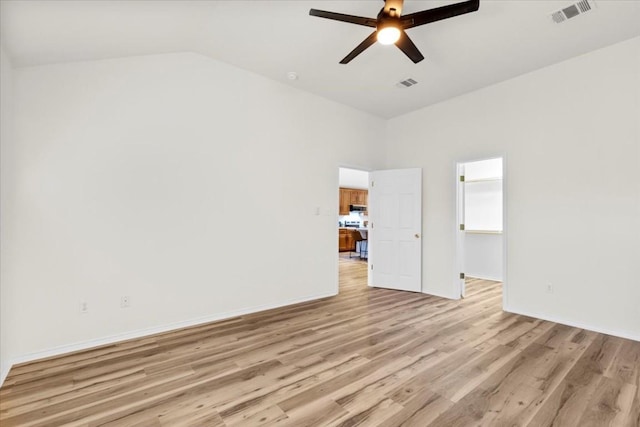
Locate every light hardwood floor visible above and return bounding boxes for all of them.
[1,256,638,426]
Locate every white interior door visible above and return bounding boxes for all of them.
[368,168,422,292]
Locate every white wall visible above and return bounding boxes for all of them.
[1,45,15,384]
[464,180,503,231]
[3,52,385,366]
[384,37,640,340]
[464,233,503,281]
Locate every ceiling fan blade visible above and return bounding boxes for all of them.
[383,0,404,17]
[340,31,378,64]
[400,0,479,29]
[309,9,377,27]
[395,31,425,63]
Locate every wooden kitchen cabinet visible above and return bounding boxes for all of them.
[339,188,352,215]
[338,228,356,252]
[339,229,347,251]
[339,188,368,215]
[350,190,366,205]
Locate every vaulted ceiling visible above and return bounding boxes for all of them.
[2,0,639,118]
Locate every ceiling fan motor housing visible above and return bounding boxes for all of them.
[377,16,401,32]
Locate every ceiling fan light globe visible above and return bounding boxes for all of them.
[377,26,401,45]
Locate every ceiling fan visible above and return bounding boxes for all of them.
[309,0,480,64]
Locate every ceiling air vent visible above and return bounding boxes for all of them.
[551,0,595,23]
[396,78,418,88]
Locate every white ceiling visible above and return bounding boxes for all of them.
[1,0,639,118]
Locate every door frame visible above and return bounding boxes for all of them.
[454,154,508,310]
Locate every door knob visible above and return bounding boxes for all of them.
[415,233,420,238]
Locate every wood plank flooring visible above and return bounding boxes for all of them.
[1,256,638,426]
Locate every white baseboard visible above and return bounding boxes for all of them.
[505,306,640,342]
[0,290,337,388]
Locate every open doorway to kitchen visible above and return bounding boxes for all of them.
[456,157,506,307]
[338,167,370,292]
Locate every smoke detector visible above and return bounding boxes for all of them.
[551,0,596,23]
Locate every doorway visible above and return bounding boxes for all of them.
[338,168,370,292]
[337,167,423,294]
[456,157,506,304]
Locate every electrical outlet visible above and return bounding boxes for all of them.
[546,283,554,294]
[121,296,131,308]
[79,301,88,314]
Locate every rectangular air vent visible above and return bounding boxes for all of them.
[396,78,418,88]
[551,0,595,23]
